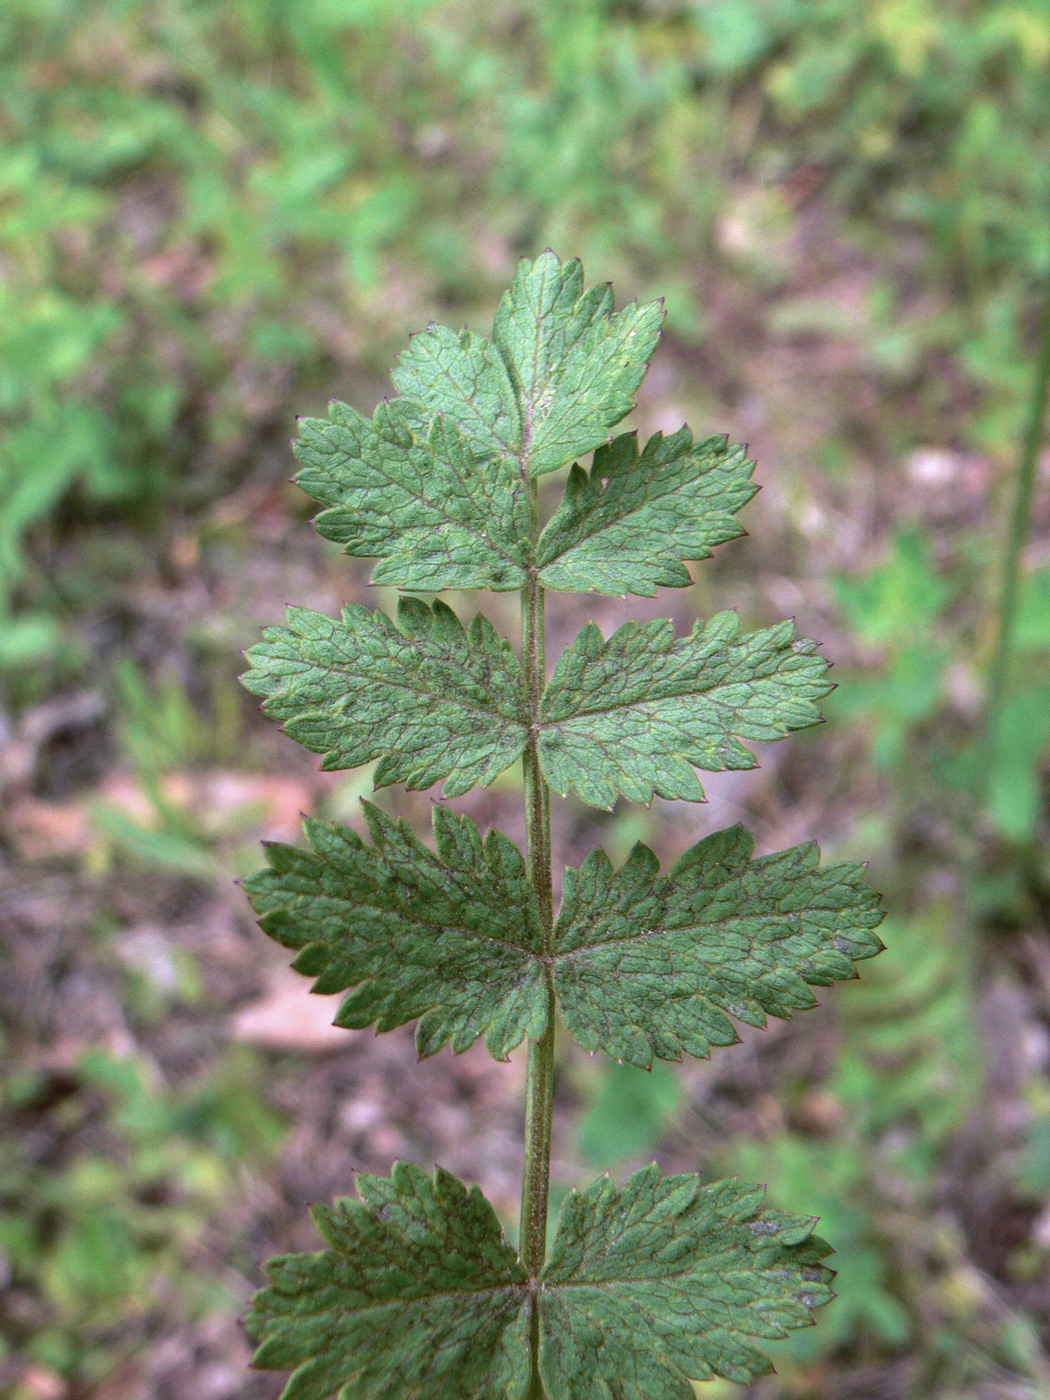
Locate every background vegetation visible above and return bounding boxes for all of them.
[2,1,1050,1396]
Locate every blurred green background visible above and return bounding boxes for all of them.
[3,1,1050,1397]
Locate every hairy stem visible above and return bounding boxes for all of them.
[520,479,555,1397]
[984,277,1050,798]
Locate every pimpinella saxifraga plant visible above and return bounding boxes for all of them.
[240,251,885,1400]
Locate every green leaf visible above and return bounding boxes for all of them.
[392,250,663,479]
[248,1164,831,1400]
[241,597,527,797]
[293,398,529,592]
[243,596,829,811]
[0,612,64,669]
[553,825,884,1067]
[491,250,664,478]
[391,322,522,463]
[243,803,548,1060]
[537,428,756,595]
[247,1163,531,1400]
[833,526,951,646]
[244,810,880,1069]
[539,1165,833,1398]
[539,612,832,806]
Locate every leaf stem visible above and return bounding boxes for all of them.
[519,981,556,1276]
[983,276,1050,798]
[520,479,555,1398]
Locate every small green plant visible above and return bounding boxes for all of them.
[240,252,884,1399]
[0,1046,282,1390]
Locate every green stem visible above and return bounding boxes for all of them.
[519,987,555,1276]
[519,482,555,1398]
[984,277,1050,796]
[521,1021,555,1400]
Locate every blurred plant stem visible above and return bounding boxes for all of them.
[983,277,1050,803]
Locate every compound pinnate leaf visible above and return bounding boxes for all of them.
[247,1163,531,1400]
[392,250,663,479]
[241,597,527,797]
[243,803,548,1060]
[293,398,529,592]
[537,428,757,596]
[539,612,832,807]
[553,825,885,1068]
[538,1165,833,1399]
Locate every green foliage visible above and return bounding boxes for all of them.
[8,3,1050,1392]
[539,613,831,807]
[553,825,883,1066]
[724,905,982,1365]
[986,689,1050,841]
[244,803,547,1061]
[539,1167,832,1398]
[247,1163,832,1400]
[728,1133,911,1359]
[295,401,531,592]
[536,429,756,597]
[393,253,664,478]
[576,1061,683,1167]
[834,908,981,1159]
[248,1163,532,1400]
[244,599,527,795]
[832,528,954,771]
[112,655,246,775]
[242,252,879,1397]
[0,1046,283,1387]
[246,810,882,1067]
[295,406,757,600]
[7,0,1050,679]
[833,528,1050,845]
[245,602,830,807]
